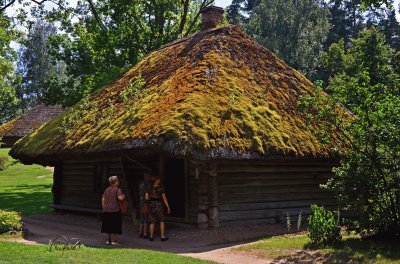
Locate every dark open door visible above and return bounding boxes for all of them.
[120,155,158,220]
[164,158,186,218]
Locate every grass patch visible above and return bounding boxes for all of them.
[0,242,213,264]
[0,148,53,215]
[236,233,400,263]
[0,232,23,240]
[237,233,309,259]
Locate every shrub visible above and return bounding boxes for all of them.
[0,210,23,234]
[308,205,341,245]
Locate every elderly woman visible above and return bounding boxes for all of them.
[101,176,125,245]
[145,176,171,241]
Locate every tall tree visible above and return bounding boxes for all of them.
[32,0,213,106]
[300,28,400,236]
[328,27,397,87]
[379,6,400,51]
[246,0,330,78]
[359,0,393,8]
[17,20,68,108]
[1,0,45,11]
[0,13,21,124]
[226,0,260,25]
[325,0,366,48]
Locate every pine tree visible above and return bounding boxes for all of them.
[380,7,400,51]
[17,20,68,108]
[326,0,356,48]
[246,0,330,78]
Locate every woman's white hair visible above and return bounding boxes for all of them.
[108,175,119,185]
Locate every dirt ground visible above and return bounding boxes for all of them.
[12,212,293,263]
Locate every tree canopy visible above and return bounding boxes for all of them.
[300,27,400,236]
[246,0,330,79]
[0,13,21,123]
[25,0,213,106]
[16,20,69,109]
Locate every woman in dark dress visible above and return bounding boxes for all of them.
[145,176,171,241]
[101,176,125,245]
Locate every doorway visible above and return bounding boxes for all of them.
[121,155,158,219]
[164,158,186,219]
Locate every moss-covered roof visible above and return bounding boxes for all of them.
[0,104,63,138]
[10,26,343,163]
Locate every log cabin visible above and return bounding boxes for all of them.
[0,104,63,147]
[10,7,343,229]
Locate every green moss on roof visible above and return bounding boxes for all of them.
[10,26,343,163]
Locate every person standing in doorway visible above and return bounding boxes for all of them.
[138,171,152,239]
[145,176,171,241]
[101,176,125,245]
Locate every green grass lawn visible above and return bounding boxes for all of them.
[0,242,213,264]
[0,148,53,215]
[236,233,400,263]
[0,233,22,240]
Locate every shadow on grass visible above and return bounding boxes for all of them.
[0,185,52,215]
[0,160,19,170]
[273,237,400,263]
[2,184,51,191]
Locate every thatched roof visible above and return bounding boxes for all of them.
[10,26,343,164]
[0,104,63,139]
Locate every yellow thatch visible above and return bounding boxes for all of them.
[10,26,342,164]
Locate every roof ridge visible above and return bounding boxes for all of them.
[156,25,239,52]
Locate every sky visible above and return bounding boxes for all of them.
[215,0,232,8]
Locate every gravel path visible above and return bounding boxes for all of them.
[181,245,271,264]
[12,213,291,263]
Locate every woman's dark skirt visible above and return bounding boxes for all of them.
[101,211,122,234]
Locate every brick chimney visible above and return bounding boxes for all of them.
[200,6,224,31]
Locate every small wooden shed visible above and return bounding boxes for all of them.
[10,7,341,228]
[0,104,63,147]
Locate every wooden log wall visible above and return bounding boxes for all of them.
[60,158,126,210]
[188,165,199,224]
[58,157,335,228]
[216,161,337,226]
[208,164,219,228]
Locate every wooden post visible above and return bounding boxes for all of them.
[52,163,63,205]
[196,162,209,230]
[208,163,219,228]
